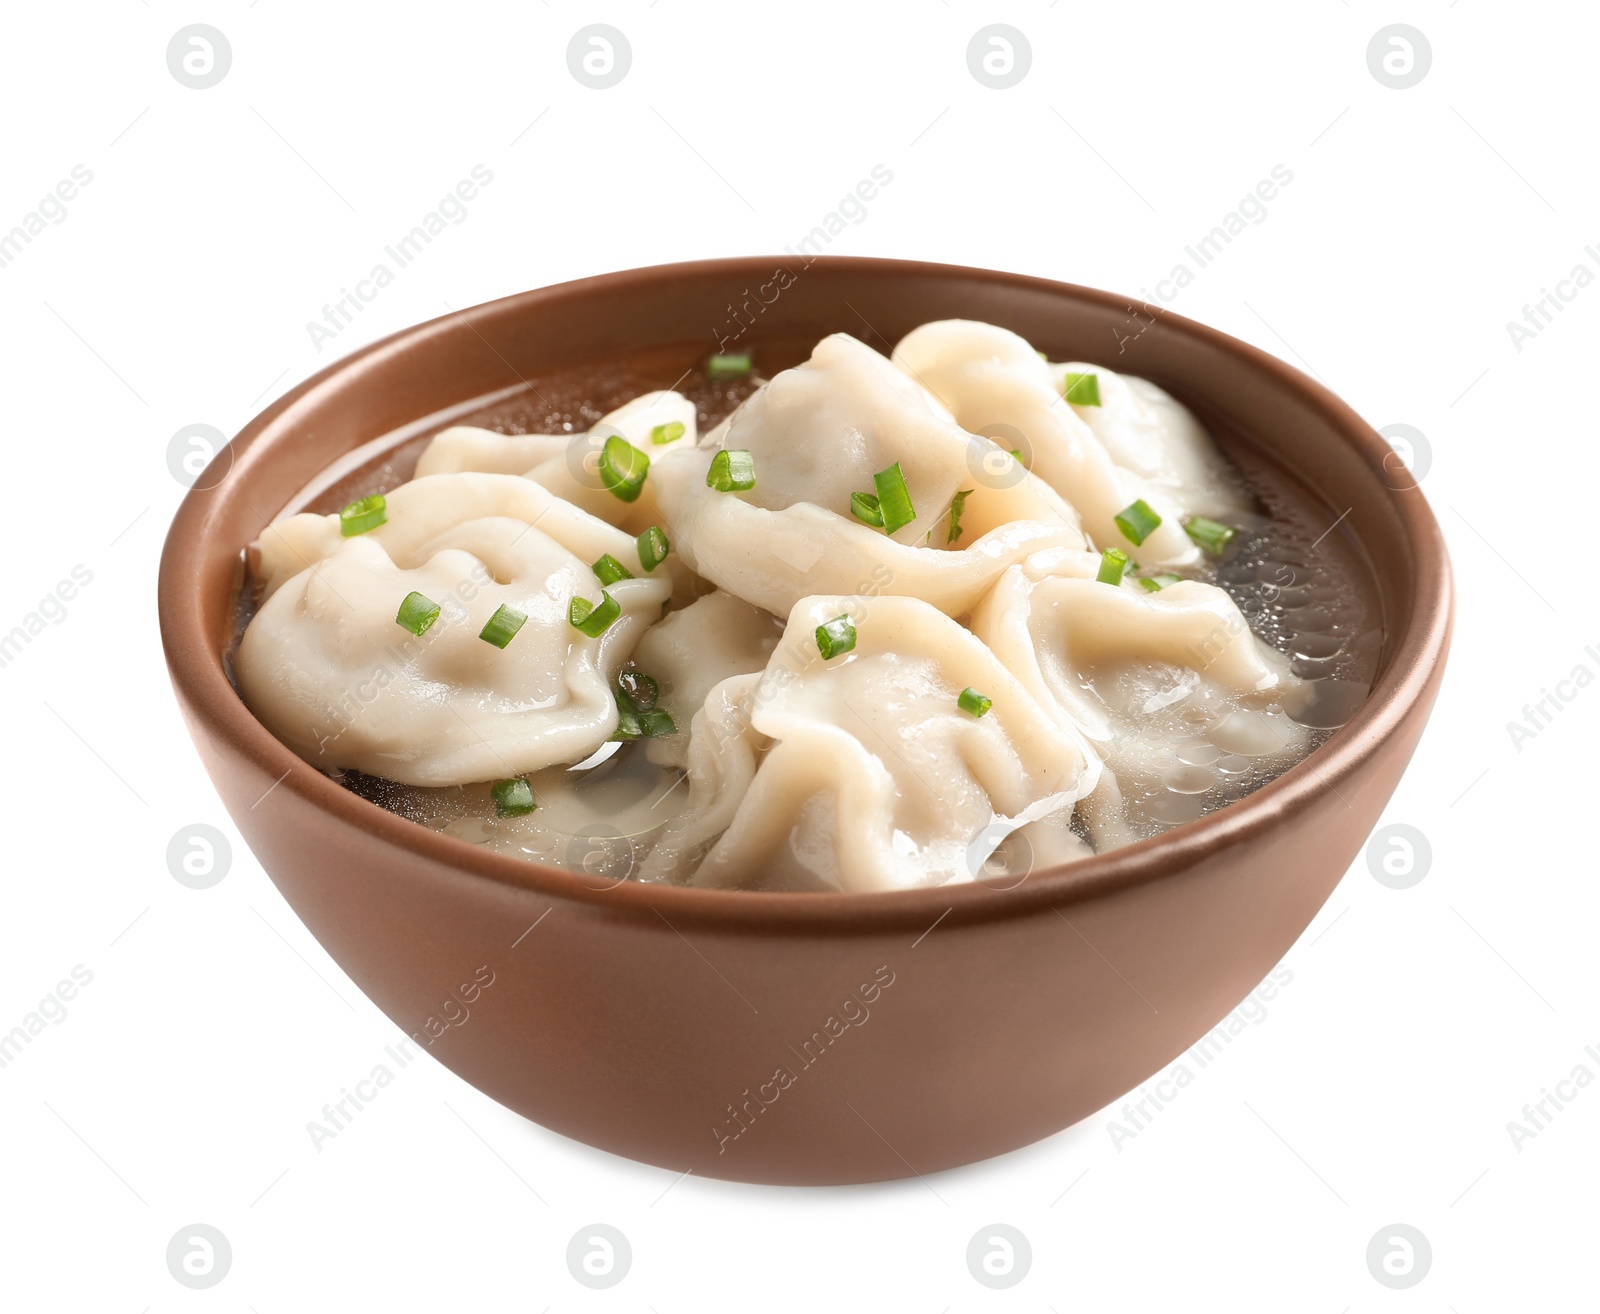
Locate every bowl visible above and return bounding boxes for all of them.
[158,257,1452,1185]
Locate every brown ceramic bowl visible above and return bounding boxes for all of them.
[158,257,1451,1185]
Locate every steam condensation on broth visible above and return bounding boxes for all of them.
[229,326,1382,892]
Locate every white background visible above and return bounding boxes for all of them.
[1,1,1593,1308]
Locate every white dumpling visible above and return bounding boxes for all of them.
[891,320,1203,569]
[651,333,1086,618]
[628,591,785,769]
[237,472,672,786]
[970,549,1308,850]
[414,390,696,536]
[1048,361,1250,523]
[646,594,1100,892]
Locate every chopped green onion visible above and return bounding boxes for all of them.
[617,670,658,712]
[612,706,643,740]
[850,491,883,527]
[815,614,856,660]
[1137,572,1185,593]
[1063,372,1102,406]
[1096,548,1130,586]
[569,591,621,637]
[491,777,537,818]
[873,462,916,535]
[947,489,973,544]
[1114,499,1163,546]
[707,449,756,491]
[478,603,527,649]
[1010,448,1025,466]
[637,525,671,572]
[339,494,387,537]
[1185,516,1237,556]
[650,420,685,445]
[707,351,752,380]
[599,435,649,503]
[638,709,677,737]
[395,591,441,636]
[958,687,992,717]
[592,553,634,586]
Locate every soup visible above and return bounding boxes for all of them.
[230,321,1381,893]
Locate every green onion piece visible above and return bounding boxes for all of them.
[947,489,973,544]
[617,669,658,712]
[1063,371,1102,406]
[1114,498,1163,546]
[1096,548,1130,586]
[491,777,537,818]
[599,435,649,503]
[850,491,883,527]
[592,553,634,586]
[638,708,677,737]
[873,462,916,535]
[339,494,387,537]
[478,603,528,649]
[958,687,992,717]
[612,706,643,740]
[650,420,686,445]
[706,449,756,491]
[637,524,671,572]
[707,352,752,380]
[1010,448,1025,466]
[569,591,621,637]
[814,614,856,660]
[1136,573,1185,593]
[395,591,441,636]
[1185,516,1237,556]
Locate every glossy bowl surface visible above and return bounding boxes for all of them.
[158,257,1452,1184]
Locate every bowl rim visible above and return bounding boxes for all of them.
[158,255,1453,932]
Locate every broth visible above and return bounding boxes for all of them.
[232,339,1384,874]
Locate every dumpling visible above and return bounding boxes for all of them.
[627,591,786,769]
[651,333,1086,618]
[414,390,697,536]
[1046,360,1250,523]
[969,549,1308,850]
[236,472,672,786]
[644,594,1101,892]
[891,320,1205,569]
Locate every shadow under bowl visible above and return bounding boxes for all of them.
[158,257,1452,1185]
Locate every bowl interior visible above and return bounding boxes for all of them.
[160,256,1449,922]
